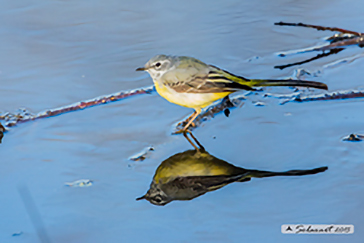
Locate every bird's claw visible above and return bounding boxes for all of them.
[172,128,192,135]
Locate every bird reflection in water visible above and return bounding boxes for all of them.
[137,132,328,206]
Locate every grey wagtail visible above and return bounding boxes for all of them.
[136,55,328,133]
[137,149,328,206]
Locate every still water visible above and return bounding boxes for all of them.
[1,0,363,242]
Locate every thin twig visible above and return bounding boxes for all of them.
[275,22,363,36]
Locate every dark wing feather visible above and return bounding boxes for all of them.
[164,72,255,94]
[170,174,250,192]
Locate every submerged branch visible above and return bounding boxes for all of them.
[174,94,246,133]
[175,89,364,132]
[263,89,364,104]
[0,85,155,128]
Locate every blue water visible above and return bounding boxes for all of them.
[1,0,364,242]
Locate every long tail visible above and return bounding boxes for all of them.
[240,166,328,181]
[249,79,328,90]
[208,66,328,90]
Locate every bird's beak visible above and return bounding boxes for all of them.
[136,195,146,200]
[136,67,147,71]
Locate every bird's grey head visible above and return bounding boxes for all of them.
[136,183,171,206]
[136,55,178,80]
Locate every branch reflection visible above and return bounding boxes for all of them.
[137,133,328,206]
[274,22,364,70]
[275,48,344,70]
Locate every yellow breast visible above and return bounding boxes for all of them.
[154,81,231,109]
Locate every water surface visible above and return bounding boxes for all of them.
[1,0,364,242]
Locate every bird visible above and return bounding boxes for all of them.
[136,149,328,206]
[136,55,328,133]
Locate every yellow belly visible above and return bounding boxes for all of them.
[153,151,243,184]
[154,81,231,109]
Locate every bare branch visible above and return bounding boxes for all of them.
[275,22,363,36]
[0,86,154,128]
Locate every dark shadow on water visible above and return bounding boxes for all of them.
[137,133,328,206]
[18,185,52,243]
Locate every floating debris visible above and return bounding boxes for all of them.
[293,68,311,79]
[129,146,154,161]
[12,232,23,237]
[65,179,93,187]
[247,56,260,62]
[253,101,265,106]
[342,134,364,142]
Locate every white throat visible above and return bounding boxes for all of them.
[147,69,169,82]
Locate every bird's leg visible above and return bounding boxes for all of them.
[183,132,200,151]
[182,109,201,132]
[188,132,205,151]
[175,109,201,134]
[182,130,205,151]
[177,111,197,127]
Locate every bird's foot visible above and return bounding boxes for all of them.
[177,120,196,128]
[177,115,197,128]
[172,128,192,135]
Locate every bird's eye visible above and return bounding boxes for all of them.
[155,62,161,68]
[153,195,162,203]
